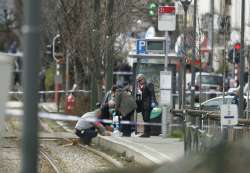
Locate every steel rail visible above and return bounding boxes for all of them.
[78,144,124,169]
[40,150,61,173]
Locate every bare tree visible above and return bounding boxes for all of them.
[40,0,148,104]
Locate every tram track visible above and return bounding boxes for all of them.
[42,136,124,169]
[39,137,116,173]
[40,149,61,173]
[3,101,129,172]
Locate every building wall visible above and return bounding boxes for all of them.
[0,0,14,11]
[196,0,221,15]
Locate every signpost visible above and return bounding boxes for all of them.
[158,5,176,138]
[136,39,146,54]
[160,71,172,105]
[158,6,176,31]
[220,104,238,126]
[220,104,238,141]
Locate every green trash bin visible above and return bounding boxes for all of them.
[150,107,162,136]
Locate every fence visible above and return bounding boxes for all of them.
[173,109,250,155]
[8,89,92,114]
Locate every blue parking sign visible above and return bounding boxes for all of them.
[136,40,146,54]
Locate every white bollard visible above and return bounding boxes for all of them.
[0,53,14,137]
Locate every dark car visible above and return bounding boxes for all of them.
[195,72,223,92]
[194,72,223,102]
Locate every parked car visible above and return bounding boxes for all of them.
[196,95,249,113]
[195,95,234,111]
[194,72,223,102]
[195,72,223,92]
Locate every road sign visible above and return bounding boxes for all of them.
[160,71,172,105]
[136,39,146,54]
[158,6,176,31]
[220,104,238,126]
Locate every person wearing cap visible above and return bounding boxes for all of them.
[136,74,157,137]
[75,109,111,145]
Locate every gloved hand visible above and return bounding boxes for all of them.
[151,102,156,108]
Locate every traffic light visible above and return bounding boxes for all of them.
[54,38,62,54]
[147,2,158,17]
[228,43,240,64]
[46,44,52,55]
[234,43,240,64]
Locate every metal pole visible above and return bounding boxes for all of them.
[106,0,114,92]
[91,0,100,110]
[21,0,41,172]
[247,47,250,119]
[65,51,69,96]
[182,9,187,109]
[53,34,61,112]
[178,58,183,109]
[209,0,214,71]
[239,0,245,118]
[162,32,171,137]
[164,32,170,70]
[191,0,197,108]
[133,61,138,134]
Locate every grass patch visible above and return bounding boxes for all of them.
[170,129,184,139]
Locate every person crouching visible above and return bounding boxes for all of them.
[75,109,111,145]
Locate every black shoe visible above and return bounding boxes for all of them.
[80,138,92,145]
[122,134,131,137]
[139,134,150,138]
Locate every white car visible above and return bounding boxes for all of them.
[196,95,249,112]
[195,95,234,111]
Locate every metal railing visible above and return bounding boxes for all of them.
[173,109,250,155]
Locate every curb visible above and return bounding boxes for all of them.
[93,136,172,166]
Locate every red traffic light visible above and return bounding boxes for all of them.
[234,43,241,50]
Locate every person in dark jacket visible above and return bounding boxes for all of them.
[100,99,116,131]
[39,67,46,102]
[136,74,157,137]
[115,83,137,137]
[231,89,247,115]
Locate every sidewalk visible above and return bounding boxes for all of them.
[94,135,184,166]
[7,101,185,166]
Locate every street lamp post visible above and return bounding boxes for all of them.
[180,0,192,109]
[52,34,62,112]
[191,0,197,108]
